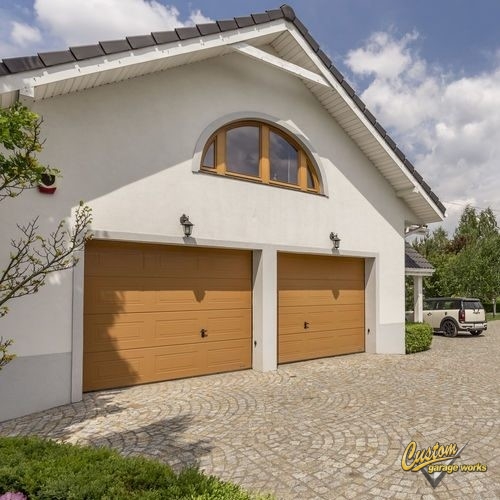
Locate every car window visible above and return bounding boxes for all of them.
[424,300,435,310]
[464,300,483,310]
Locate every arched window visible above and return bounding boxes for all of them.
[201,121,320,193]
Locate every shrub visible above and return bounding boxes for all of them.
[405,322,433,354]
[0,436,272,500]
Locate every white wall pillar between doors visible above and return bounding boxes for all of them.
[252,248,277,372]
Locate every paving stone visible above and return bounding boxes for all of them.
[1,324,499,499]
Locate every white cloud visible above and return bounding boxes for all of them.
[345,31,500,232]
[0,1,213,58]
[11,21,42,46]
[34,0,212,45]
[188,9,212,25]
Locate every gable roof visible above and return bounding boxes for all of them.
[0,4,445,223]
[405,243,434,275]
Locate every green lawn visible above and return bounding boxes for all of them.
[0,436,273,500]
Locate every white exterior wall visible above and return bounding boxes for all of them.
[0,51,415,421]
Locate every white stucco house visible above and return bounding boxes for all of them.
[0,5,445,422]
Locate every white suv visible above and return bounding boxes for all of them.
[423,297,488,337]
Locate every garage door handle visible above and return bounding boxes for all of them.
[200,329,208,338]
[304,321,310,329]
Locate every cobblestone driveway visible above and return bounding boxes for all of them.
[1,322,499,499]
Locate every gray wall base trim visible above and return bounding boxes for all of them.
[0,352,71,422]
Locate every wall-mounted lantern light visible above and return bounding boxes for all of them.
[180,214,194,237]
[330,232,341,250]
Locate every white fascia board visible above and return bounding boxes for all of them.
[231,42,329,87]
[284,24,444,222]
[0,20,289,96]
[405,267,435,277]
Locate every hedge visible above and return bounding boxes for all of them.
[0,436,272,500]
[405,322,433,354]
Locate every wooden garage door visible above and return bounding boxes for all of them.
[83,241,252,391]
[278,253,365,364]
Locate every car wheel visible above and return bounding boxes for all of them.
[442,320,458,337]
[470,330,482,336]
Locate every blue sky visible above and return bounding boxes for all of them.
[1,0,500,233]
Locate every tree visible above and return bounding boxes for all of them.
[0,103,92,370]
[412,227,457,298]
[411,205,500,313]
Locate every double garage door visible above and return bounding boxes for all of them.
[84,242,364,391]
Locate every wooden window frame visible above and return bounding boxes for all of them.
[201,120,320,193]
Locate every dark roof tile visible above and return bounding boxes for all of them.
[3,56,44,73]
[405,243,434,270]
[413,170,423,183]
[364,108,376,125]
[420,180,431,193]
[99,39,131,55]
[266,8,284,20]
[353,94,365,111]
[38,50,75,67]
[394,147,405,161]
[341,80,355,97]
[175,26,200,40]
[303,32,319,52]
[404,159,415,173]
[0,62,8,75]
[292,18,308,36]
[151,30,179,44]
[329,64,344,83]
[217,19,238,31]
[197,23,221,35]
[127,35,156,49]
[385,135,396,150]
[252,12,270,24]
[374,122,386,137]
[316,49,331,67]
[235,16,255,28]
[70,44,105,60]
[280,4,296,21]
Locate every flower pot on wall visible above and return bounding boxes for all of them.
[38,173,57,194]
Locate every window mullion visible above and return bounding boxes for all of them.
[216,131,226,175]
[261,125,270,183]
[298,149,307,191]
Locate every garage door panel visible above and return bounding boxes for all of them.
[306,330,364,358]
[206,339,252,373]
[85,277,251,314]
[84,277,147,313]
[154,313,203,345]
[278,278,365,292]
[84,314,154,352]
[197,251,252,279]
[83,350,151,391]
[85,245,145,277]
[279,289,364,307]
[152,344,206,381]
[278,253,365,364]
[84,242,252,391]
[279,333,309,363]
[278,255,365,281]
[204,309,252,342]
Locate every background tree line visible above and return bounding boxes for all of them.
[407,206,500,315]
